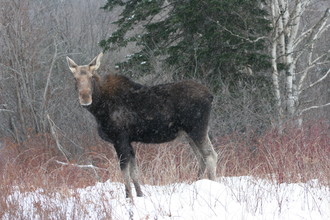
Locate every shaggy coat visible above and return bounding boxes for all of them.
[66,53,217,198]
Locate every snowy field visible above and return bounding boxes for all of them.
[3,176,330,220]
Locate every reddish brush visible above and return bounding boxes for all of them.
[217,121,330,185]
[0,121,329,198]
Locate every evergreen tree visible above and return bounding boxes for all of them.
[101,0,271,88]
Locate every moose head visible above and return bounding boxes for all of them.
[66,53,103,106]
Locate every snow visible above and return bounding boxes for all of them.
[4,176,330,220]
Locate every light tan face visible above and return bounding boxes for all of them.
[66,53,103,106]
[73,66,94,106]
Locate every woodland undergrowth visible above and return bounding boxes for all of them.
[0,121,329,216]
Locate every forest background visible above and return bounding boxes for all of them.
[0,0,329,190]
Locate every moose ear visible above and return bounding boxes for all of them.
[66,56,78,74]
[89,52,103,71]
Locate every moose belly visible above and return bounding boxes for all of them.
[132,121,180,143]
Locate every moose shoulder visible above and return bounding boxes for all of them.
[66,53,218,198]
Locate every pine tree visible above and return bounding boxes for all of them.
[101,0,271,87]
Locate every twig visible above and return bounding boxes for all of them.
[0,109,14,113]
[41,40,58,114]
[300,68,330,93]
[207,17,267,43]
[54,160,108,171]
[300,102,330,114]
[47,114,70,162]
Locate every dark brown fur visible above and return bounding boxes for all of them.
[66,53,218,198]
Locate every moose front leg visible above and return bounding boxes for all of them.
[114,135,143,198]
[115,145,133,198]
[129,155,143,197]
[121,160,133,198]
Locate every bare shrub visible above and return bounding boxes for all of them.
[217,120,330,185]
[1,120,329,217]
[1,120,328,194]
[135,142,198,185]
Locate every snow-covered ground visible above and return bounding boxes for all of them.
[4,176,330,220]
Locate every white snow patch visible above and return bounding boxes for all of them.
[3,176,330,219]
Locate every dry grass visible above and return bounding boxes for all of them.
[0,121,329,218]
[217,121,330,185]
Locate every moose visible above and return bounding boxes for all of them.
[66,53,218,198]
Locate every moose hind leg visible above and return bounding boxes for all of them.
[188,132,217,180]
[186,134,206,179]
[202,135,217,180]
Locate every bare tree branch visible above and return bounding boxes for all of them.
[0,109,14,113]
[54,160,108,171]
[41,40,59,132]
[297,50,330,92]
[0,63,23,77]
[300,68,330,93]
[296,49,330,71]
[207,17,268,43]
[294,8,330,48]
[300,102,330,114]
[47,114,70,162]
